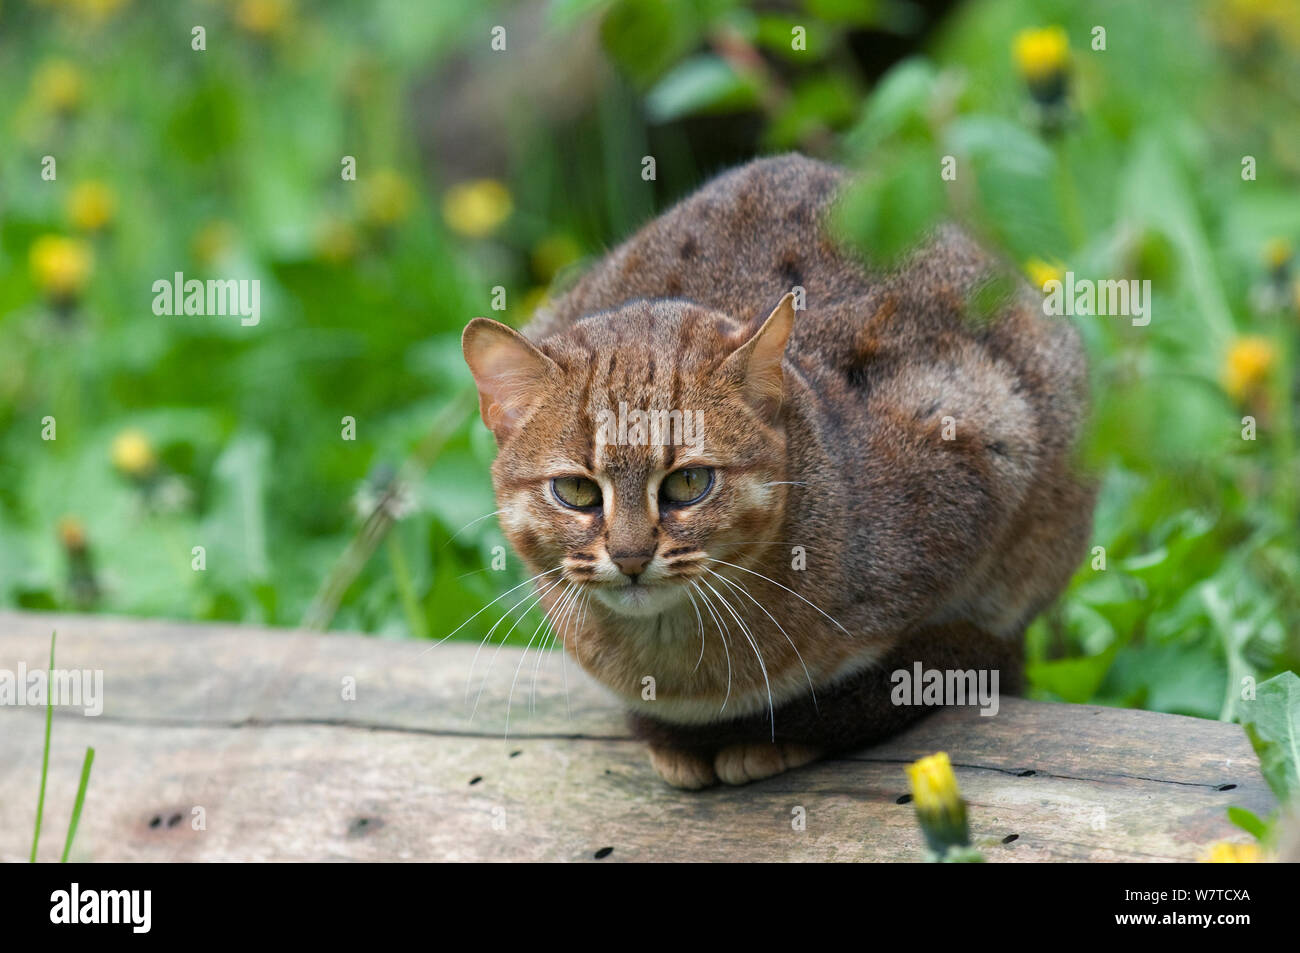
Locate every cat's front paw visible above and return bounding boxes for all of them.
[648,744,717,790]
[713,742,822,785]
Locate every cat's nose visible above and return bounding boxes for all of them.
[611,552,653,578]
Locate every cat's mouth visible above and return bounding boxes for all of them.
[588,579,686,618]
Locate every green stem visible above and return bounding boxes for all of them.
[1055,141,1087,251]
[61,747,95,863]
[30,631,55,863]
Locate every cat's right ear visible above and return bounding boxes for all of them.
[462,318,557,443]
[718,292,796,419]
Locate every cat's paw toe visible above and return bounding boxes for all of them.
[714,742,821,786]
[648,745,717,790]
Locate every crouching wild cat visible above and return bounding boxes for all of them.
[461,154,1094,789]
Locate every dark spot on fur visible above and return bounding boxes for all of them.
[570,552,596,561]
[986,441,1009,457]
[679,236,698,260]
[785,201,813,225]
[663,546,694,557]
[845,360,880,392]
[778,254,803,289]
[608,353,617,375]
[665,275,682,295]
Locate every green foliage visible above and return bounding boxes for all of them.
[1241,672,1300,802]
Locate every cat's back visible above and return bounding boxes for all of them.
[531,154,1084,437]
[531,154,864,335]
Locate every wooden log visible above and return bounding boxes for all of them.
[0,611,1274,862]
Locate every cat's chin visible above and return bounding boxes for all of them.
[591,581,686,618]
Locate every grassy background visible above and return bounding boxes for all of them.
[1,0,1298,735]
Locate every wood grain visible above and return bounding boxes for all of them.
[0,611,1274,862]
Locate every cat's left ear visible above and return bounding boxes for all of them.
[719,292,796,418]
[462,317,558,443]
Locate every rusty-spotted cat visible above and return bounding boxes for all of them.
[461,154,1094,788]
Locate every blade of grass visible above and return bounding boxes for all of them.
[387,535,428,638]
[29,631,55,863]
[60,747,95,863]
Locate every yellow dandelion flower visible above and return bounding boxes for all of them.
[442,179,512,239]
[29,235,93,301]
[1264,237,1292,270]
[362,170,416,227]
[235,0,293,35]
[907,751,976,857]
[68,181,117,232]
[32,59,84,113]
[1203,840,1262,863]
[1025,257,1065,291]
[907,752,962,815]
[111,429,157,477]
[1013,26,1070,82]
[1222,336,1277,402]
[192,221,237,266]
[1210,0,1300,53]
[71,0,131,21]
[316,217,361,264]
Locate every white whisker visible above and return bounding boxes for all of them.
[442,508,505,547]
[689,579,732,713]
[705,557,853,637]
[701,576,775,740]
[505,583,576,739]
[420,566,562,660]
[683,585,707,674]
[531,582,582,713]
[710,567,817,712]
[467,575,565,714]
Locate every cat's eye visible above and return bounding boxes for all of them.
[661,467,714,505]
[551,476,602,510]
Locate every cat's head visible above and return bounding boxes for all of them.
[462,295,795,621]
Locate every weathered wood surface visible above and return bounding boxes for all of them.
[0,610,1274,862]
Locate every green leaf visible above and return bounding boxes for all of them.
[846,58,937,152]
[836,144,946,266]
[1240,672,1300,802]
[645,55,760,122]
[1226,806,1269,841]
[600,0,694,87]
[1028,642,1119,704]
